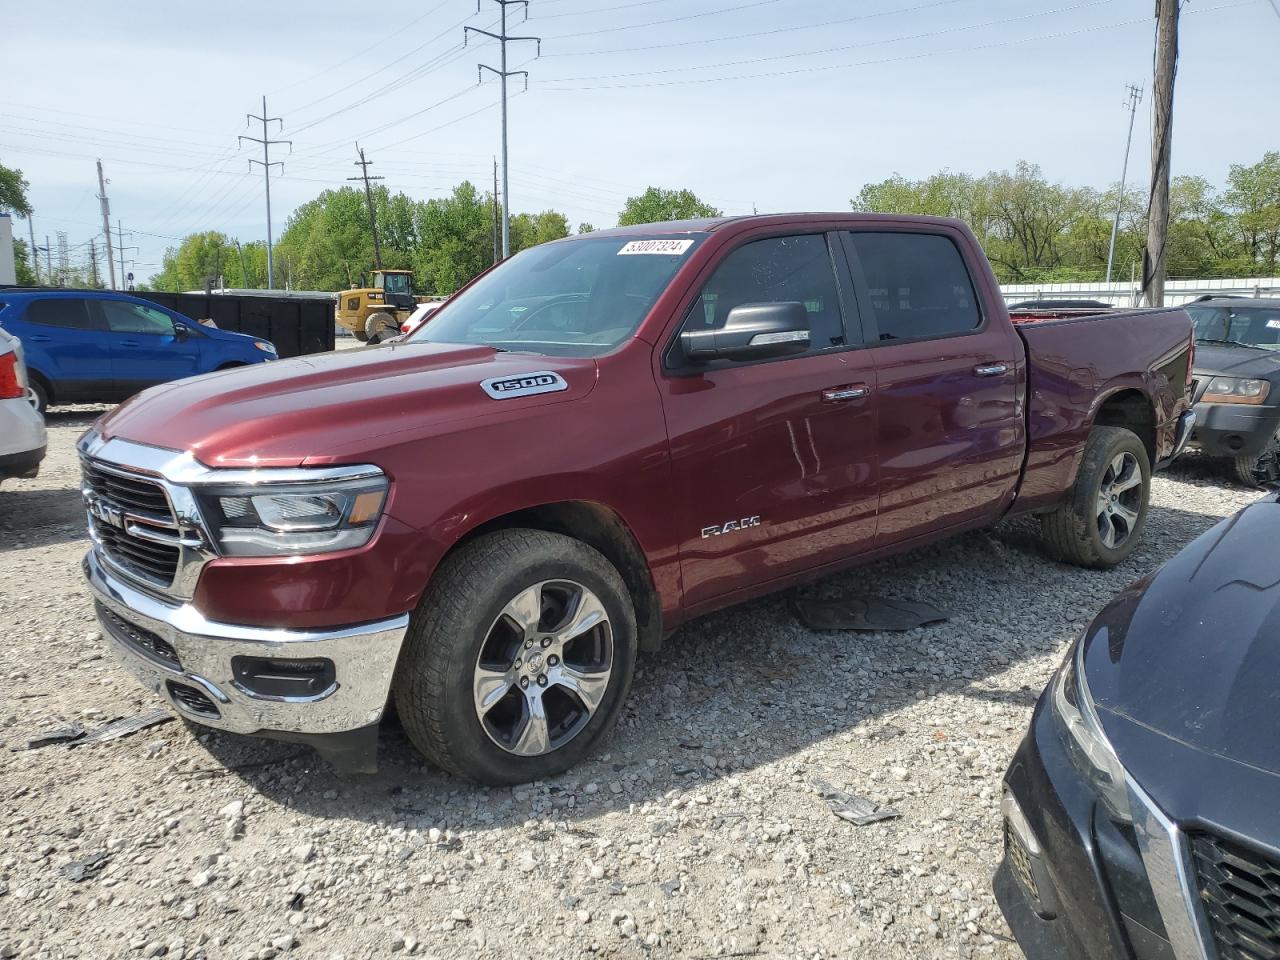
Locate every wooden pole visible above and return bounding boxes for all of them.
[1143,0,1179,307]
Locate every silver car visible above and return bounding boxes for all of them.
[0,323,47,485]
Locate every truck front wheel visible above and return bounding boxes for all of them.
[1040,425,1151,569]
[394,529,637,784]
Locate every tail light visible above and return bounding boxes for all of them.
[1186,334,1196,390]
[0,353,23,400]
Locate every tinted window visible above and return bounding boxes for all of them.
[847,232,980,341]
[24,298,94,330]
[685,234,845,351]
[101,300,175,336]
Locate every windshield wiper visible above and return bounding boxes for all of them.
[1197,338,1256,348]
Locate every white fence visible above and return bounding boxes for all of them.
[999,277,1280,308]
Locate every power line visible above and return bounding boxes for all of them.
[239,96,292,289]
[467,0,542,258]
[1105,83,1143,284]
[542,0,785,39]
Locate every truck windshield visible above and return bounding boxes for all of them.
[1189,305,1280,350]
[408,234,703,357]
[379,273,412,295]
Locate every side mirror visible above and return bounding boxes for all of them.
[681,301,811,364]
[173,324,189,342]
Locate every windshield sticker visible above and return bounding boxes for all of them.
[618,239,695,256]
[1267,319,1280,330]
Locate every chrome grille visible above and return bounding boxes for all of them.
[80,458,181,587]
[1193,832,1280,959]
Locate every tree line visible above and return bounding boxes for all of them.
[853,153,1280,283]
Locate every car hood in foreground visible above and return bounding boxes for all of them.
[1083,494,1280,829]
[94,340,597,468]
[1194,342,1280,379]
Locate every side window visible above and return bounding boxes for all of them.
[847,232,981,341]
[24,298,94,330]
[686,234,845,352]
[101,301,176,336]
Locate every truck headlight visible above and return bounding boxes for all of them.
[195,473,388,557]
[1202,377,1270,404]
[1050,639,1132,821]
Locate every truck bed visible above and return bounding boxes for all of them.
[1011,306,1195,513]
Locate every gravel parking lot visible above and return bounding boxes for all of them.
[0,402,1262,960]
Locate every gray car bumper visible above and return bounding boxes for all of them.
[84,548,410,739]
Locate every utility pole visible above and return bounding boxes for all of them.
[239,96,291,289]
[26,216,39,284]
[233,239,249,288]
[466,1,541,259]
[1105,84,1143,285]
[43,235,52,284]
[88,238,99,288]
[1143,0,1179,307]
[491,157,500,265]
[115,220,138,290]
[348,143,385,271]
[96,160,117,289]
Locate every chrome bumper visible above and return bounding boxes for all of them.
[84,548,410,736]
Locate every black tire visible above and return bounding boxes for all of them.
[1232,431,1280,487]
[28,378,48,415]
[352,329,370,343]
[394,529,637,784]
[365,312,398,344]
[1040,425,1151,569]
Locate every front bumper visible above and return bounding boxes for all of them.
[1187,400,1280,458]
[997,698,1211,960]
[84,548,409,740]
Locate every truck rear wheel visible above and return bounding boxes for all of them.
[394,529,637,784]
[352,328,370,343]
[1040,425,1151,569]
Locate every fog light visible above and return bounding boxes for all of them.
[231,657,337,700]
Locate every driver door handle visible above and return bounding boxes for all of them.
[822,383,871,403]
[973,363,1009,377]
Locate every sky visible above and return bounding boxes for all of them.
[5,0,1278,284]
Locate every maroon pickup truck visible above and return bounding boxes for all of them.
[79,214,1195,783]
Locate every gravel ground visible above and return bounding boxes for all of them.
[0,402,1263,960]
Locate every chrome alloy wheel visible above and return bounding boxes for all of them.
[1095,451,1143,549]
[473,580,613,756]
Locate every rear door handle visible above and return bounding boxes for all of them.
[822,383,871,402]
[973,363,1009,377]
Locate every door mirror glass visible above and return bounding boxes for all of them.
[682,301,811,363]
[173,324,189,341]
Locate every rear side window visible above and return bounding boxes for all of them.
[846,232,981,341]
[24,298,95,330]
[685,234,846,351]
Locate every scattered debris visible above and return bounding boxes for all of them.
[21,724,86,750]
[74,709,173,746]
[59,851,110,882]
[792,596,949,632]
[810,777,900,826]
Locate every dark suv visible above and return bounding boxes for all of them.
[1185,297,1280,484]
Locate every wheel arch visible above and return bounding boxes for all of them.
[1091,387,1156,466]
[450,500,664,652]
[26,366,53,404]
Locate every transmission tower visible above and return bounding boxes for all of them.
[466,0,541,259]
[239,96,292,289]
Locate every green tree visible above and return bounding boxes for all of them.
[618,187,721,226]
[1224,152,1280,275]
[510,210,570,252]
[12,237,36,285]
[577,222,596,234]
[0,160,32,217]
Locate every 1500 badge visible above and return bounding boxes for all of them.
[701,516,761,539]
[480,371,569,400]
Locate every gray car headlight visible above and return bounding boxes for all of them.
[195,473,388,557]
[1050,639,1132,821]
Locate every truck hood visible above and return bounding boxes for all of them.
[1193,342,1280,379]
[95,341,598,468]
[1084,495,1280,779]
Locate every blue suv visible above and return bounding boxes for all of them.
[0,290,277,412]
